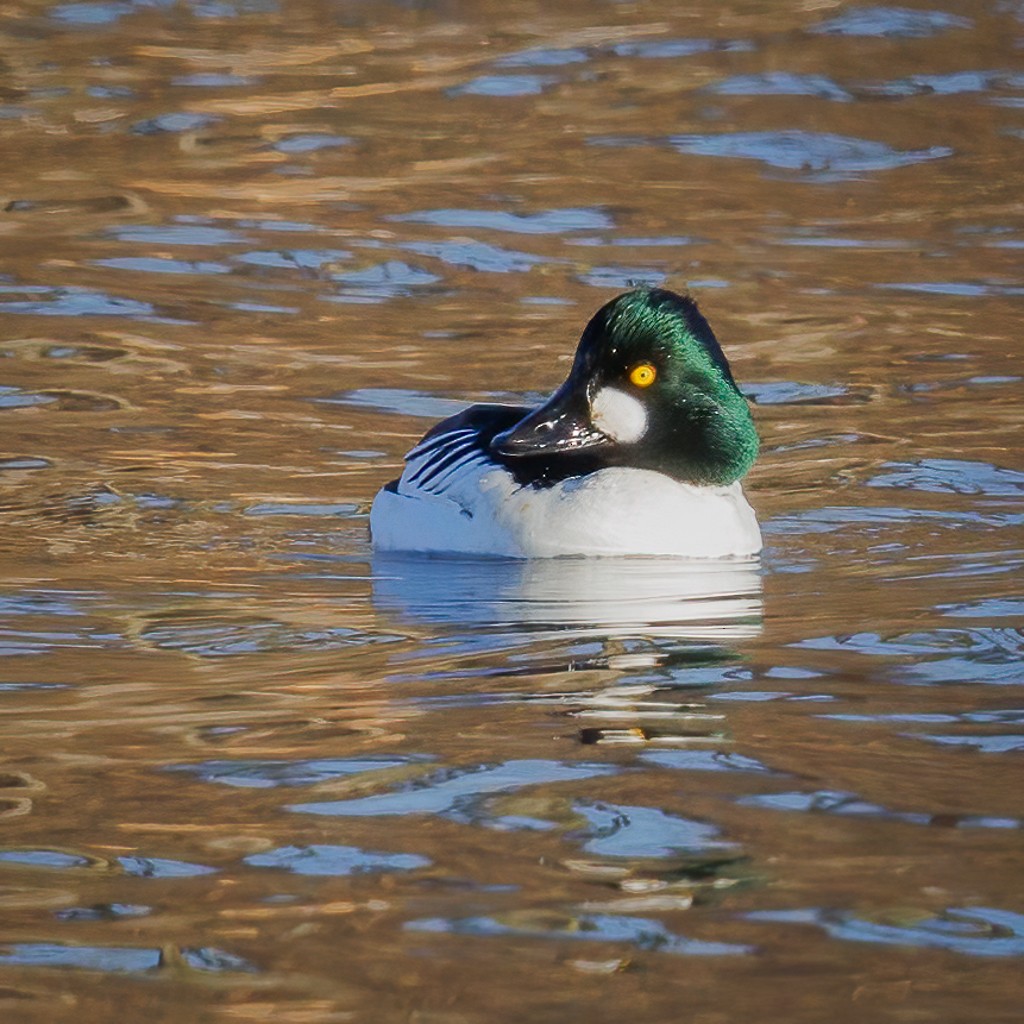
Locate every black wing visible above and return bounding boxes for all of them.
[398,404,530,497]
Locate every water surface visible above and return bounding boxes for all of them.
[0,0,1022,1021]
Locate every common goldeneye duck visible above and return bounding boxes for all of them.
[370,287,761,558]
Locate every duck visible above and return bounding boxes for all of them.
[369,287,761,558]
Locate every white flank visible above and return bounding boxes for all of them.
[371,462,762,559]
[590,387,647,444]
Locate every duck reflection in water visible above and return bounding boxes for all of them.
[371,553,761,753]
[371,554,762,645]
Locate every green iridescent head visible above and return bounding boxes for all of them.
[494,287,759,486]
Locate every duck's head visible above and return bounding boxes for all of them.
[491,287,758,486]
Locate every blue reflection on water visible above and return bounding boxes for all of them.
[271,133,352,153]
[868,459,1024,497]
[494,47,590,68]
[747,906,1024,957]
[55,903,151,921]
[578,266,667,289]
[611,38,750,58]
[139,614,399,657]
[641,749,774,773]
[827,716,1024,758]
[0,941,257,972]
[402,239,550,274]
[705,72,853,102]
[0,943,161,972]
[667,131,952,177]
[0,386,56,409]
[51,2,138,26]
[168,756,419,788]
[94,256,232,276]
[827,709,1024,725]
[327,260,441,302]
[316,387,469,419]
[106,224,249,246]
[911,733,1024,754]
[878,281,1024,297]
[448,75,554,97]
[245,844,430,876]
[571,801,734,858]
[291,760,617,818]
[0,851,214,881]
[172,72,257,88]
[408,912,752,956]
[737,789,1019,829]
[118,856,218,878]
[0,286,159,320]
[766,507,1024,537]
[591,129,953,179]
[387,207,612,234]
[0,592,88,618]
[796,628,1024,685]
[0,682,69,692]
[244,502,358,517]
[235,248,350,269]
[808,6,972,38]
[0,849,92,869]
[863,71,1000,97]
[132,112,219,135]
[744,381,865,405]
[179,947,258,972]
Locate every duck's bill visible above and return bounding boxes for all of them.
[490,383,611,457]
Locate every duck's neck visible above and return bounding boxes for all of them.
[640,382,759,486]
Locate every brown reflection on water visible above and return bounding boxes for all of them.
[0,0,1022,1020]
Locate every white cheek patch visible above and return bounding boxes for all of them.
[590,386,648,444]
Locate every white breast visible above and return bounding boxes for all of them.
[371,460,762,559]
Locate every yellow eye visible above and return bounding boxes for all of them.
[628,363,657,388]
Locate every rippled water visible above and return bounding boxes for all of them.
[0,0,1022,1020]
